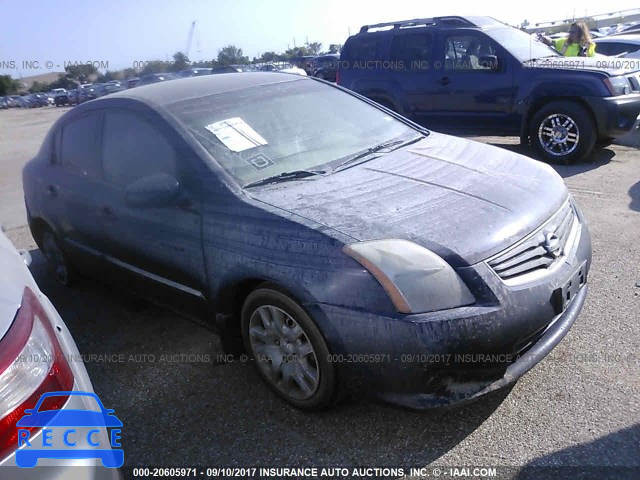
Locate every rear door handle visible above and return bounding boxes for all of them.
[99,206,115,218]
[437,77,451,86]
[46,185,59,197]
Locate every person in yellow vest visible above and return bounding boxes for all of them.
[539,21,596,57]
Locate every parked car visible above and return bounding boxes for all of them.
[209,66,243,75]
[27,93,49,107]
[137,73,177,86]
[178,67,213,77]
[0,97,7,109]
[125,77,140,88]
[338,16,640,163]
[258,62,307,75]
[9,95,29,108]
[102,82,125,95]
[0,227,120,478]
[310,54,340,81]
[290,55,315,74]
[594,34,640,57]
[23,73,592,410]
[51,88,69,107]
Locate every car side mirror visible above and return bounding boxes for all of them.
[125,173,181,208]
[478,55,500,71]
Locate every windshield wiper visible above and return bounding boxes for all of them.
[243,169,326,188]
[333,136,425,172]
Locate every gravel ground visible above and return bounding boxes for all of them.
[0,107,638,479]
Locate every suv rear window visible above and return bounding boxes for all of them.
[342,36,379,61]
[389,33,433,65]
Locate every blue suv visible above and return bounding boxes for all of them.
[338,16,640,163]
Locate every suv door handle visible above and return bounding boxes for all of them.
[46,185,59,197]
[437,77,451,86]
[98,206,115,218]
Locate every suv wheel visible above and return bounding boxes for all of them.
[41,228,74,286]
[241,287,337,410]
[530,101,596,164]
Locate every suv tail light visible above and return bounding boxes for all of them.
[0,287,74,460]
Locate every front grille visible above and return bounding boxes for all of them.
[487,201,576,281]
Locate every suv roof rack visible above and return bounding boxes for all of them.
[359,16,477,33]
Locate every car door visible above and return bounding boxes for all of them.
[421,30,516,134]
[384,31,436,120]
[41,111,108,264]
[97,108,206,295]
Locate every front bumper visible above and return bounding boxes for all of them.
[584,93,640,138]
[307,204,592,409]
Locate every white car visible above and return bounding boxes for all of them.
[0,228,120,479]
[594,34,640,57]
[259,62,307,76]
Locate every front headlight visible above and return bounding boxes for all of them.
[343,239,475,314]
[604,76,631,96]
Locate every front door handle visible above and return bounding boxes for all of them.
[437,77,451,86]
[99,206,115,218]
[46,185,59,197]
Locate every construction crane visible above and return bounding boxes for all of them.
[185,21,196,58]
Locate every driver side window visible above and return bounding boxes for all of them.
[444,35,499,71]
[102,111,178,189]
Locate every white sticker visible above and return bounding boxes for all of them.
[205,117,268,152]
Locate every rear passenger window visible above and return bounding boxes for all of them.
[343,36,379,61]
[102,111,177,188]
[59,114,102,178]
[389,33,432,66]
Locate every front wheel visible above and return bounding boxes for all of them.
[529,101,596,164]
[241,287,337,410]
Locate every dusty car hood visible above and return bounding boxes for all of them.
[0,230,29,341]
[248,133,569,267]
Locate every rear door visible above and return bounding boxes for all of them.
[421,30,516,133]
[385,31,436,119]
[43,111,106,256]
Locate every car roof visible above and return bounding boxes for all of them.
[356,15,505,34]
[97,72,304,108]
[595,34,640,43]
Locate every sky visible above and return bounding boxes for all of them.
[2,0,640,77]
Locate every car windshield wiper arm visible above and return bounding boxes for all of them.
[243,169,326,188]
[333,136,425,172]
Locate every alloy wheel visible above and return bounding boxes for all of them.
[538,113,580,157]
[248,305,319,400]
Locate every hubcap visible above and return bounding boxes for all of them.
[538,113,580,157]
[42,232,68,285]
[248,305,319,400]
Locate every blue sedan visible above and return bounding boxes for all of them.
[22,73,591,410]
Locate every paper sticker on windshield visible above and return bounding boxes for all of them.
[205,117,268,152]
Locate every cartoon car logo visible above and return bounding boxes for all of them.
[15,391,124,468]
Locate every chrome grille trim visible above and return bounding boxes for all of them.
[486,199,579,284]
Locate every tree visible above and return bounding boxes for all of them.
[169,51,190,72]
[49,73,77,90]
[217,45,249,66]
[140,60,170,76]
[259,51,278,63]
[64,63,98,83]
[0,75,21,95]
[96,70,124,82]
[29,81,49,93]
[327,44,342,54]
[307,42,323,55]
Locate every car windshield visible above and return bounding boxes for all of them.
[168,79,420,187]
[486,27,560,62]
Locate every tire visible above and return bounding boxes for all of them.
[529,101,596,164]
[241,286,337,410]
[41,228,75,287]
